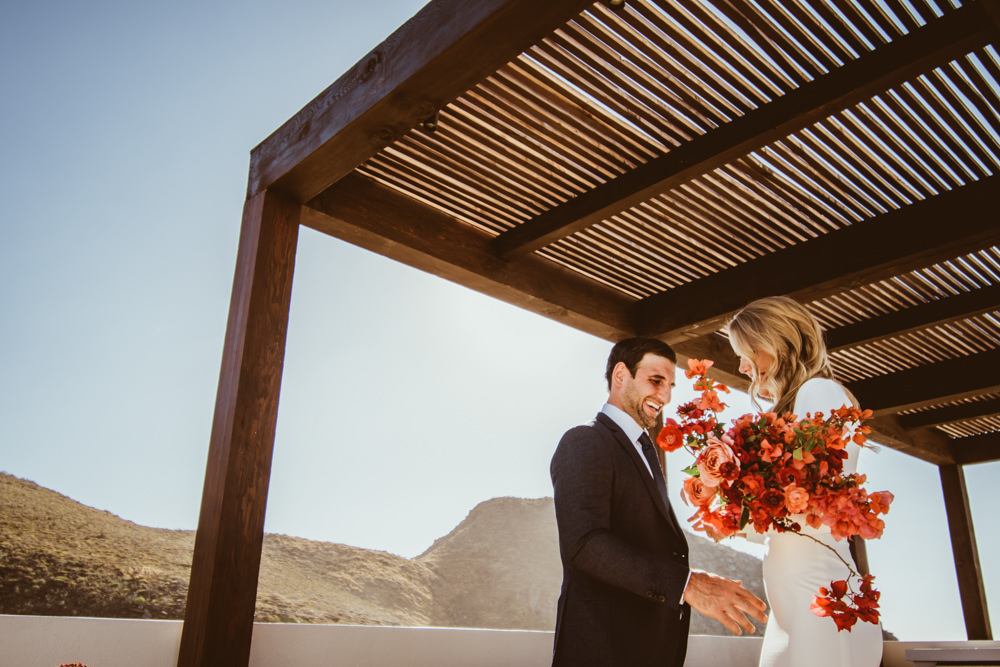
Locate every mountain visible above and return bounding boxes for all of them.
[0,472,764,633]
[418,496,563,630]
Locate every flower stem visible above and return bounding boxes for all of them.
[798,532,858,579]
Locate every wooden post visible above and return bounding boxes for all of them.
[939,464,992,640]
[849,536,870,578]
[178,190,300,666]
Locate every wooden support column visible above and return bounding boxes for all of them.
[939,464,992,640]
[178,190,300,667]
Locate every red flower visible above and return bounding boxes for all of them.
[759,488,786,515]
[656,418,685,452]
[677,402,702,420]
[719,459,741,482]
[810,575,880,632]
[775,465,804,487]
[739,472,766,497]
[674,358,889,632]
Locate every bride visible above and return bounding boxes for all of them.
[726,296,883,667]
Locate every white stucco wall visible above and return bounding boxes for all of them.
[0,616,759,667]
[2,615,992,666]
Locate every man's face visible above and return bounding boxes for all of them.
[613,353,676,429]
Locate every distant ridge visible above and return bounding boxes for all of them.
[0,472,765,633]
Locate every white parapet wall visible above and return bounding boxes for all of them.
[1,615,761,667]
[2,614,992,666]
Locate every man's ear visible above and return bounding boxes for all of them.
[611,361,630,388]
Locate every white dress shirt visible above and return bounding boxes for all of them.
[601,403,655,478]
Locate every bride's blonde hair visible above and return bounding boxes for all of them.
[727,296,838,415]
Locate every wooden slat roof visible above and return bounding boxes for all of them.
[254,0,1000,467]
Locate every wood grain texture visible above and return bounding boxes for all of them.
[491,4,992,258]
[898,397,1000,431]
[848,350,1000,415]
[939,464,993,639]
[824,284,1000,352]
[178,191,299,667]
[631,174,1000,341]
[303,172,634,341]
[951,433,1000,466]
[248,0,594,202]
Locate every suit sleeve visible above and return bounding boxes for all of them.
[551,425,690,609]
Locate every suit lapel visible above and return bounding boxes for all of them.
[595,412,684,536]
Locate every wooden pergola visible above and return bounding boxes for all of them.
[178,0,1000,664]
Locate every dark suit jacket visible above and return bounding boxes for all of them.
[550,411,691,667]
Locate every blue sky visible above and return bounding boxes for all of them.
[1,0,995,642]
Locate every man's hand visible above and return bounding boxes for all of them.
[683,571,768,635]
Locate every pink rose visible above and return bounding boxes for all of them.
[682,476,717,507]
[697,436,739,487]
[783,483,810,513]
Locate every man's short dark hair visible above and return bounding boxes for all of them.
[605,337,676,390]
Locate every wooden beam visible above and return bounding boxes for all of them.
[178,191,299,667]
[847,350,1000,415]
[951,432,1000,465]
[248,0,594,202]
[491,4,992,259]
[633,175,1000,341]
[939,464,993,640]
[865,415,955,466]
[825,284,1000,351]
[302,173,635,341]
[981,0,1000,34]
[898,397,1000,430]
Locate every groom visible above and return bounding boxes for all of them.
[550,337,767,666]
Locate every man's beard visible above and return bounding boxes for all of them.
[622,387,656,429]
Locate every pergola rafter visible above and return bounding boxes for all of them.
[850,350,1000,416]
[898,396,1000,430]
[491,4,994,259]
[634,176,1000,340]
[824,285,1000,351]
[179,1,1000,664]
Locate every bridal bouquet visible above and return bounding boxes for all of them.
[658,359,893,631]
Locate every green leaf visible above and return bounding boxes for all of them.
[792,447,803,461]
[683,464,700,477]
[739,505,750,530]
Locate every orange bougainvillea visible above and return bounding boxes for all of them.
[661,359,893,631]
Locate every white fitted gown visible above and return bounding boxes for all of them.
[755,378,883,667]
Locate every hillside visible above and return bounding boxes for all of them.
[0,472,764,633]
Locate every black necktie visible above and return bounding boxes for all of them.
[639,432,669,508]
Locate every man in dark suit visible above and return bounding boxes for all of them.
[551,337,767,666]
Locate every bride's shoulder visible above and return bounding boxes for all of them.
[794,377,851,416]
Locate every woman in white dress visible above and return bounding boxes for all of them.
[727,296,883,667]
